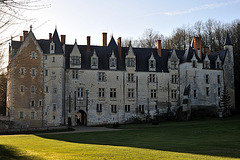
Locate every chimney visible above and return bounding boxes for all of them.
[193,37,202,59]
[87,36,91,52]
[61,35,66,44]
[117,37,122,59]
[156,40,162,57]
[20,36,24,42]
[102,32,107,46]
[204,46,210,55]
[23,31,28,41]
[49,33,52,41]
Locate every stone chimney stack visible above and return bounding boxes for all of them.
[156,40,162,57]
[20,36,24,42]
[61,35,66,44]
[102,32,107,46]
[193,37,202,59]
[23,31,28,41]
[87,36,91,52]
[49,33,52,41]
[203,46,210,55]
[118,37,122,59]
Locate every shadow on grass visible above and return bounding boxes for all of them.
[0,144,43,160]
[38,116,240,159]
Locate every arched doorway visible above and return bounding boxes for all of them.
[76,110,87,126]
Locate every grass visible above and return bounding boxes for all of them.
[0,115,240,160]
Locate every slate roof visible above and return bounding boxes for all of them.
[225,32,233,45]
[11,29,230,72]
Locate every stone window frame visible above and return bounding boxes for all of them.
[127,58,135,67]
[109,58,116,68]
[171,75,178,84]
[45,86,49,93]
[139,105,144,112]
[72,70,78,79]
[98,88,105,98]
[53,103,57,111]
[125,105,130,112]
[31,100,35,107]
[150,89,157,99]
[20,67,25,76]
[30,112,35,119]
[128,88,134,98]
[20,85,24,93]
[111,105,117,113]
[110,88,116,98]
[206,87,210,96]
[31,52,36,59]
[96,104,102,112]
[98,72,106,82]
[31,68,36,77]
[77,88,84,98]
[19,111,24,119]
[45,69,48,76]
[218,88,221,97]
[217,75,221,84]
[71,56,80,65]
[205,74,209,84]
[149,74,156,83]
[171,90,177,99]
[127,73,135,83]
[193,90,197,98]
[52,57,55,62]
[30,85,36,94]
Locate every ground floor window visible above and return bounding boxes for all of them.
[111,105,117,113]
[125,105,130,112]
[97,104,102,112]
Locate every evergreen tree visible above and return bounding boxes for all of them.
[220,86,232,117]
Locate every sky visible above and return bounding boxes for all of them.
[11,0,240,46]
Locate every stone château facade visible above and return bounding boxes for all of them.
[6,27,235,128]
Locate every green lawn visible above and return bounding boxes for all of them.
[0,115,240,160]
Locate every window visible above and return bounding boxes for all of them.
[20,85,24,93]
[139,105,144,112]
[52,57,55,62]
[149,74,156,83]
[151,89,157,99]
[171,90,177,99]
[217,75,221,84]
[53,88,57,94]
[20,68,24,76]
[53,115,55,120]
[127,58,135,67]
[218,88,221,97]
[30,112,35,119]
[128,73,134,82]
[172,75,177,84]
[111,105,117,113]
[71,56,80,65]
[44,55,47,60]
[97,104,102,112]
[77,88,84,97]
[92,58,97,66]
[39,100,42,106]
[31,52,36,59]
[216,62,220,69]
[128,88,134,98]
[171,61,177,69]
[98,72,106,81]
[31,68,36,77]
[45,70,48,76]
[125,105,130,112]
[206,87,209,96]
[110,58,116,67]
[99,88,105,98]
[53,103,57,111]
[193,90,197,98]
[204,61,209,68]
[110,88,116,98]
[31,100,35,107]
[192,60,197,68]
[149,60,155,68]
[19,112,23,119]
[72,70,78,79]
[205,74,209,84]
[45,86,49,93]
[30,85,36,93]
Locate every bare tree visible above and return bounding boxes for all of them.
[138,28,163,48]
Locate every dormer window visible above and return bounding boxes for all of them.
[204,61,209,69]
[216,62,220,69]
[171,61,177,69]
[31,52,36,59]
[71,56,80,65]
[50,42,55,54]
[127,58,135,67]
[91,50,98,69]
[192,60,197,68]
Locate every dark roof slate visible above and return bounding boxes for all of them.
[225,32,233,45]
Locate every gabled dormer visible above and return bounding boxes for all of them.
[148,52,156,71]
[70,40,81,68]
[125,43,136,71]
[191,53,198,68]
[168,49,179,70]
[50,41,55,54]
[91,49,98,69]
[109,50,117,70]
[203,54,210,69]
[215,55,222,69]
